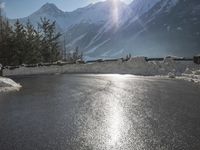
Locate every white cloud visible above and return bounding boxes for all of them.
[0,2,5,9]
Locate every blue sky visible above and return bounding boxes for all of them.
[0,0,132,19]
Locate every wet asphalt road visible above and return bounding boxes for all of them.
[0,74,200,150]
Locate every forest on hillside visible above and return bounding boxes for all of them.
[0,8,83,66]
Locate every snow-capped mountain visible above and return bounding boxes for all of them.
[109,0,200,57]
[10,0,200,59]
[12,1,131,31]
[130,0,162,17]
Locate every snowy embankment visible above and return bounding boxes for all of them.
[180,69,200,84]
[3,57,200,84]
[0,77,22,92]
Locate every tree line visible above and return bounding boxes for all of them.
[0,10,62,66]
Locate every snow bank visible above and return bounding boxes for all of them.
[180,68,200,84]
[2,57,200,84]
[0,77,22,92]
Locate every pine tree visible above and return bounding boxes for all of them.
[71,47,83,63]
[0,8,4,64]
[0,14,63,66]
[13,19,26,65]
[0,7,6,65]
[24,20,42,64]
[0,10,14,66]
[38,17,61,63]
[4,20,15,65]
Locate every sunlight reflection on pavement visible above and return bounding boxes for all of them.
[0,74,200,150]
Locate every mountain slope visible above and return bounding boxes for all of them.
[130,0,162,17]
[120,0,200,57]
[9,0,200,59]
[79,0,200,58]
[11,1,130,30]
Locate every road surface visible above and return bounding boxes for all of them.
[0,74,200,150]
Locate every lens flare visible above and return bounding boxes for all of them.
[111,0,119,27]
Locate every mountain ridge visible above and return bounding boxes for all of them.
[9,0,200,59]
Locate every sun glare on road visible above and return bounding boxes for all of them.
[103,74,131,147]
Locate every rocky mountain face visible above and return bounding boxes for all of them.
[127,0,200,57]
[120,0,200,57]
[10,0,200,59]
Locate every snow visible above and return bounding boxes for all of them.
[180,69,200,84]
[130,0,162,17]
[3,56,200,85]
[65,33,87,48]
[125,0,179,31]
[0,77,22,92]
[13,0,134,39]
[168,72,176,78]
[2,61,200,86]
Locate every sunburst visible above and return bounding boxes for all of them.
[111,0,120,27]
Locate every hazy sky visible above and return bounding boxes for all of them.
[0,0,133,19]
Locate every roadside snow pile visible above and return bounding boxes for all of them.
[124,57,191,76]
[3,56,200,85]
[0,77,21,92]
[168,72,176,78]
[129,57,147,63]
[181,68,200,84]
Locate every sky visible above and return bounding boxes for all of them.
[0,0,133,19]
